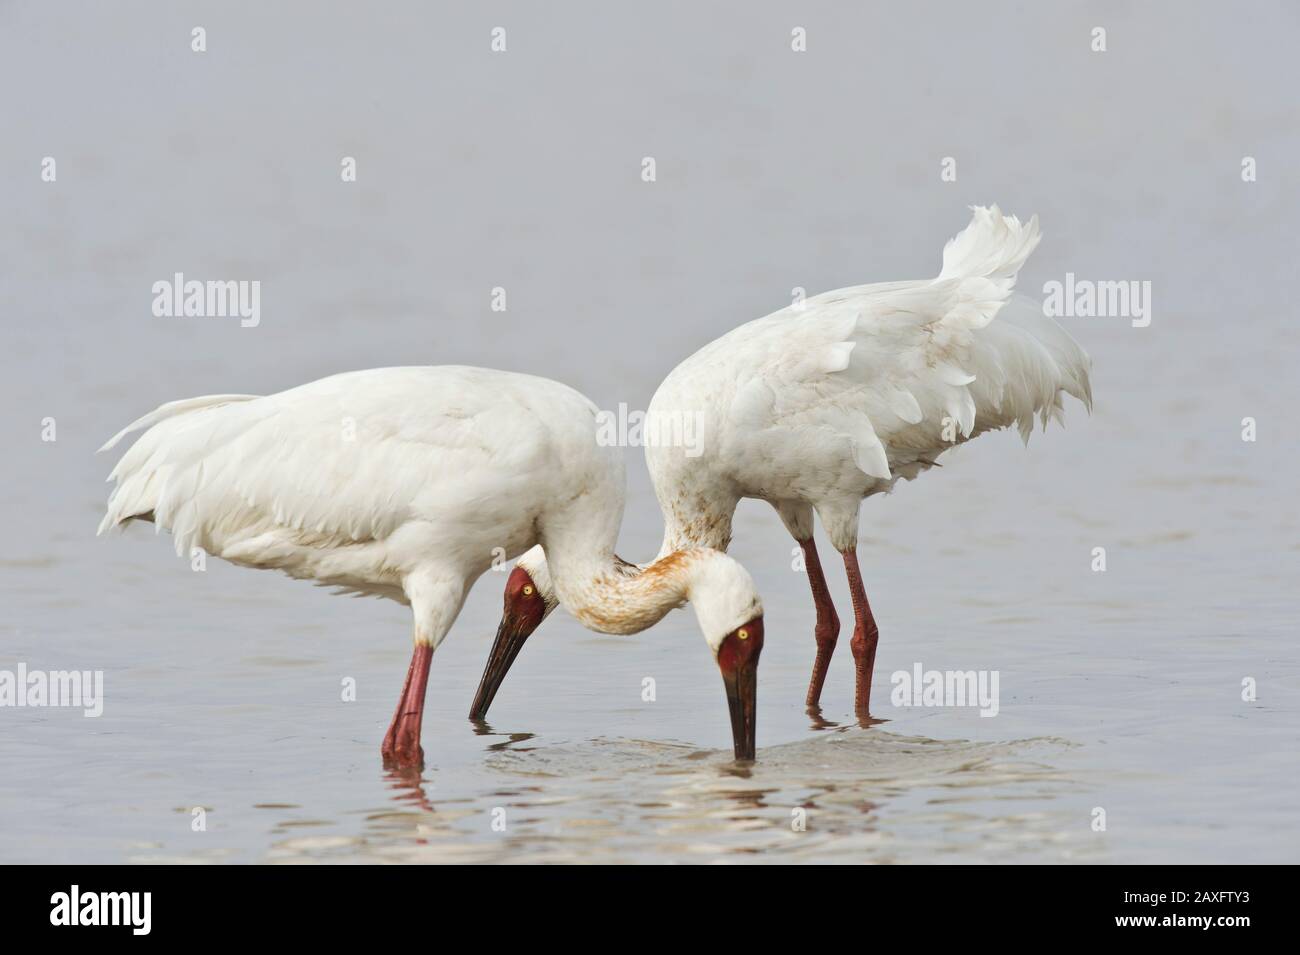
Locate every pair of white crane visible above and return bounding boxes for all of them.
[99,206,1092,765]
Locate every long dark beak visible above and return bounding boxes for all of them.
[721,661,759,761]
[469,615,530,720]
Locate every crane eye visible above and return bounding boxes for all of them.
[737,628,749,640]
[522,585,534,596]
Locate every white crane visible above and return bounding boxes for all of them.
[98,366,766,765]
[470,206,1092,720]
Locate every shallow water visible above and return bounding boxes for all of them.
[2,2,1299,864]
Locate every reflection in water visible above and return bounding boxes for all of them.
[804,705,841,732]
[469,718,539,752]
[385,768,434,814]
[854,713,890,730]
[256,729,1090,864]
[805,705,889,732]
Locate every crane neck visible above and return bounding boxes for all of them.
[530,465,740,636]
[653,485,738,560]
[541,535,701,636]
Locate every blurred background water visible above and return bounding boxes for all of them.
[1,1,1297,863]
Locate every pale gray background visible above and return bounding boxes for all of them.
[2,2,1296,863]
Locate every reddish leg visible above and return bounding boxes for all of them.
[801,537,841,708]
[381,643,433,767]
[841,548,880,715]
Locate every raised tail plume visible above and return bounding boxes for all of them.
[938,204,1041,286]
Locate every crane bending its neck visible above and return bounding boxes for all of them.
[469,521,760,723]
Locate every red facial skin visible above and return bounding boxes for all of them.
[468,566,547,720]
[717,616,765,676]
[502,566,547,634]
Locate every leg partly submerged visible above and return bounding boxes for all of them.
[800,537,841,708]
[381,643,433,768]
[840,547,880,716]
[384,574,465,767]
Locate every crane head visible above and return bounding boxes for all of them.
[469,564,552,720]
[715,614,764,761]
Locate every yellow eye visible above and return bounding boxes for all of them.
[522,585,534,596]
[737,628,749,640]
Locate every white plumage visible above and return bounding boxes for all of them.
[492,206,1093,718]
[645,205,1091,554]
[99,366,766,764]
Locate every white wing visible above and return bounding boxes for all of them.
[658,206,1092,492]
[98,367,559,576]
